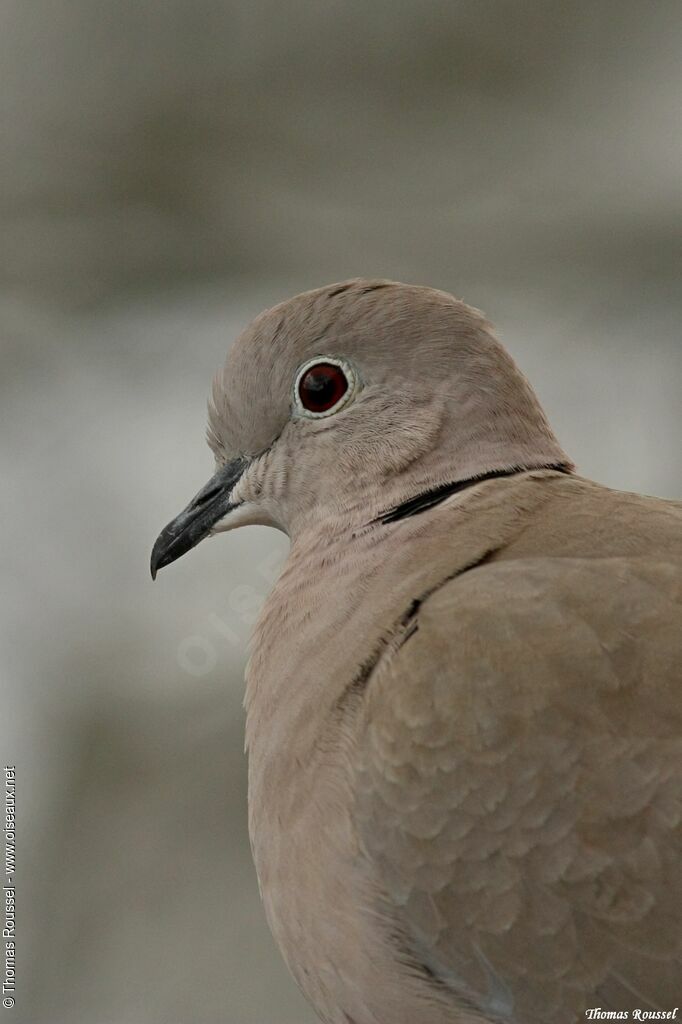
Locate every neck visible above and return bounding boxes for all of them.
[284,450,574,542]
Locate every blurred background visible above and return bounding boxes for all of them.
[1,2,681,1022]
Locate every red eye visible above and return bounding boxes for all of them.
[297,361,351,415]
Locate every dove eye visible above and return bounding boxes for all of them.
[294,358,357,418]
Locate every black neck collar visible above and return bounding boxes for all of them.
[376,464,571,525]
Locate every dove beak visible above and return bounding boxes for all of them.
[150,456,249,579]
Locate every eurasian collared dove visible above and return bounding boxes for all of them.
[151,280,682,1024]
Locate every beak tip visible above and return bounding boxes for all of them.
[150,537,166,581]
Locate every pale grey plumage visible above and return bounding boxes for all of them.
[152,279,682,1024]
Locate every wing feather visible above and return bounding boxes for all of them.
[355,557,682,1023]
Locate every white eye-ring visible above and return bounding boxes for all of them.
[293,356,358,419]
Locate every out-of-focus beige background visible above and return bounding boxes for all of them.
[1,3,681,1022]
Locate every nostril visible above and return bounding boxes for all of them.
[194,484,221,508]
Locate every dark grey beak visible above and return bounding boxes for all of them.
[150,457,248,579]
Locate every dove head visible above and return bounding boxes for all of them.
[151,279,572,575]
